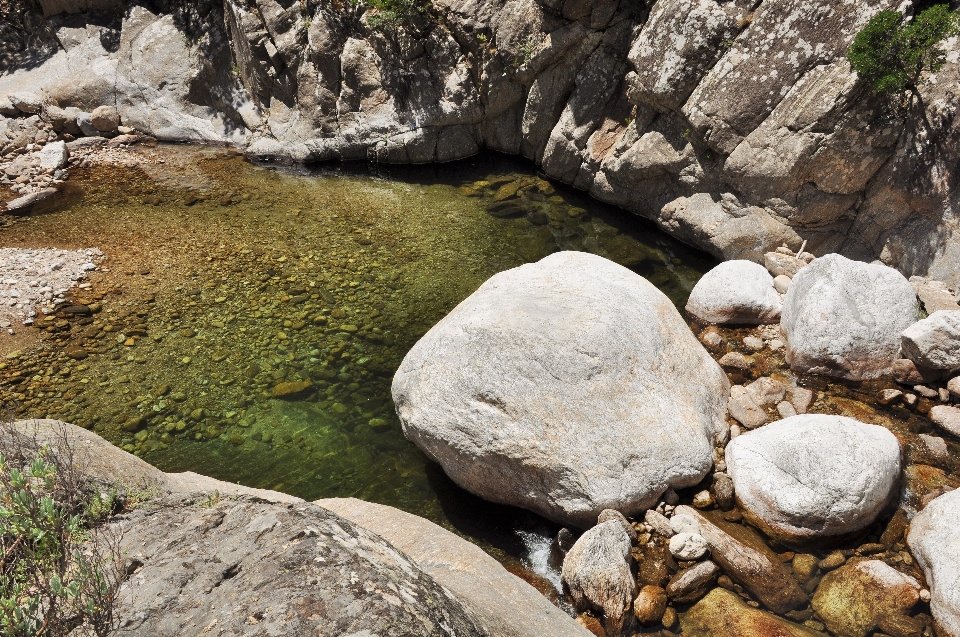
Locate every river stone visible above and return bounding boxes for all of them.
[665,560,718,603]
[811,559,922,637]
[726,415,901,541]
[908,488,960,637]
[393,251,730,527]
[112,495,488,636]
[901,310,960,371]
[764,251,809,278]
[91,104,121,133]
[669,532,708,560]
[76,111,100,137]
[781,254,917,380]
[561,519,634,635]
[681,588,821,637]
[685,260,781,325]
[929,405,960,437]
[318,497,591,637]
[633,585,667,625]
[39,141,68,170]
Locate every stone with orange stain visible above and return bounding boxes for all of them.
[681,588,821,637]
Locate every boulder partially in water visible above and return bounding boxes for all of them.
[392,251,730,527]
[781,254,917,380]
[901,310,960,371]
[725,415,901,542]
[907,488,960,637]
[681,588,820,637]
[685,260,782,324]
[561,519,634,635]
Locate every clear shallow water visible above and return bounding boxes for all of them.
[0,143,715,578]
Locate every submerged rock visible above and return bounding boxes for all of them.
[811,559,922,637]
[685,260,782,324]
[393,251,729,527]
[725,415,901,541]
[781,254,917,380]
[681,588,820,637]
[901,310,960,371]
[908,488,960,637]
[561,519,634,635]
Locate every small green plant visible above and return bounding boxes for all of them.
[848,5,960,115]
[230,64,241,78]
[366,0,422,30]
[513,35,539,68]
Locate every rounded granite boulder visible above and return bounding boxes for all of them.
[725,414,901,541]
[392,251,730,528]
[685,260,782,324]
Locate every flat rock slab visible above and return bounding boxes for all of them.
[725,415,901,541]
[113,495,488,637]
[781,254,917,380]
[318,497,592,637]
[393,251,730,527]
[685,259,782,324]
[907,488,960,637]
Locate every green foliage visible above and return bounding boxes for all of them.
[848,5,960,106]
[366,0,423,30]
[0,441,121,636]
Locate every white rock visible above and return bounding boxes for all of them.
[393,252,730,527]
[725,414,901,541]
[745,377,786,406]
[562,520,634,634]
[39,141,69,170]
[685,260,782,324]
[764,251,808,278]
[773,274,791,294]
[781,254,918,380]
[669,532,708,560]
[776,401,797,418]
[948,376,960,398]
[907,488,960,637]
[901,310,960,371]
[930,405,960,437]
[670,513,700,536]
[8,91,42,114]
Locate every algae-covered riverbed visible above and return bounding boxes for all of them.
[0,143,714,575]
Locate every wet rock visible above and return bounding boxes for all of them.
[681,588,820,637]
[892,358,942,385]
[712,473,735,511]
[633,585,667,625]
[270,380,313,398]
[901,310,960,371]
[557,527,577,554]
[764,251,809,278]
[39,141,68,170]
[742,335,764,351]
[666,560,718,603]
[930,405,960,437]
[64,345,88,359]
[561,519,634,635]
[674,506,808,613]
[393,252,730,527]
[879,389,904,405]
[726,415,901,541]
[90,105,120,133]
[793,554,819,584]
[319,498,591,637]
[811,560,922,637]
[915,384,939,399]
[781,254,917,380]
[718,351,751,371]
[5,188,58,212]
[746,376,786,406]
[684,260,782,325]
[644,509,674,537]
[919,434,949,464]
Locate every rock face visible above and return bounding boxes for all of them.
[561,519,634,635]
[318,497,591,637]
[2,0,959,286]
[682,588,821,637]
[811,559,922,637]
[901,310,960,371]
[725,415,901,541]
[113,495,489,637]
[781,254,918,380]
[393,251,730,528]
[908,489,960,637]
[685,260,782,325]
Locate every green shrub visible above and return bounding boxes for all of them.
[848,5,960,108]
[0,428,123,637]
[366,0,424,30]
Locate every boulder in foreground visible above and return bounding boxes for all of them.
[685,259,782,324]
[725,415,901,541]
[907,488,960,637]
[781,254,917,380]
[393,251,730,527]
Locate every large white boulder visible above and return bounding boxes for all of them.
[781,254,918,380]
[393,251,730,528]
[685,260,782,324]
[907,488,960,637]
[725,415,901,542]
[901,310,960,371]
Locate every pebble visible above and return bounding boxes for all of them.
[669,532,708,560]
[914,384,938,399]
[904,393,918,406]
[742,335,764,351]
[818,551,846,571]
[666,560,719,602]
[773,275,791,294]
[645,509,674,537]
[702,330,722,348]
[776,401,797,418]
[692,490,714,509]
[718,351,751,370]
[878,388,904,405]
